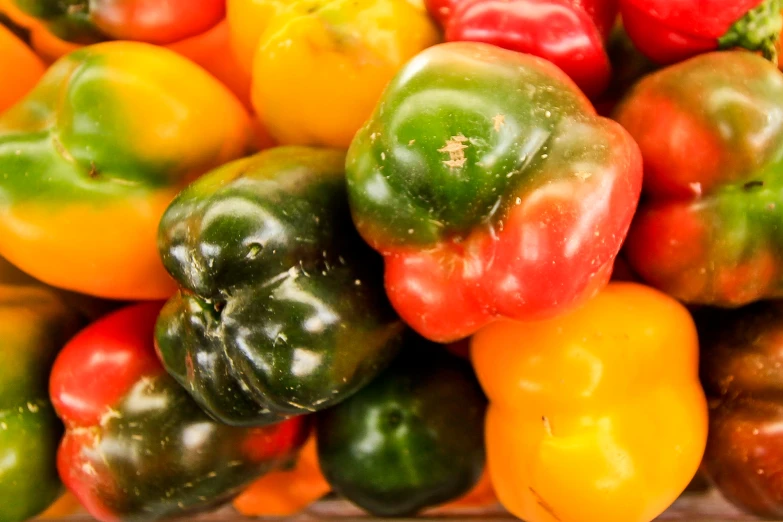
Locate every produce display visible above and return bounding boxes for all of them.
[3,1,783,521]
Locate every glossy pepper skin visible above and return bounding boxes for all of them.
[620,0,783,65]
[316,341,487,517]
[0,23,44,113]
[51,302,308,522]
[698,302,783,518]
[346,41,643,343]
[426,0,617,37]
[155,147,405,427]
[247,0,440,148]
[471,282,708,522]
[0,41,251,300]
[10,0,224,44]
[428,0,618,98]
[0,285,82,522]
[615,51,783,307]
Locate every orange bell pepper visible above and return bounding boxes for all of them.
[166,19,253,110]
[0,24,45,113]
[427,469,499,513]
[233,434,331,517]
[471,282,708,522]
[243,0,440,148]
[39,493,83,519]
[0,0,79,62]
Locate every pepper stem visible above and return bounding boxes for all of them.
[718,0,783,64]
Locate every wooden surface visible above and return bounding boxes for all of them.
[50,489,768,521]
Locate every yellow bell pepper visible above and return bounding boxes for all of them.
[240,0,439,148]
[471,282,708,522]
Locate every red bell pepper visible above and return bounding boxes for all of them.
[620,0,783,65]
[425,0,619,98]
[51,302,308,522]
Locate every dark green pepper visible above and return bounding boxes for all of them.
[155,146,405,427]
[0,284,82,522]
[316,339,488,517]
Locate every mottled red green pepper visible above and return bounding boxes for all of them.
[346,41,643,342]
[0,284,82,522]
[52,302,308,522]
[0,41,251,300]
[11,0,225,44]
[615,51,783,307]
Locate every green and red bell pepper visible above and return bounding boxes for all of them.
[10,0,225,44]
[346,41,643,343]
[615,51,783,307]
[155,146,405,427]
[52,302,308,522]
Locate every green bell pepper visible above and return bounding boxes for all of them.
[155,146,405,427]
[316,339,488,517]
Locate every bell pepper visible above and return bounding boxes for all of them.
[226,0,289,75]
[233,434,331,516]
[164,20,254,111]
[38,493,82,519]
[246,0,440,148]
[471,282,708,522]
[51,302,309,522]
[346,41,643,343]
[698,301,783,518]
[426,470,498,513]
[9,0,224,44]
[155,146,405,426]
[619,0,783,65]
[427,0,618,98]
[0,41,252,300]
[0,1,254,111]
[0,284,83,522]
[316,340,487,517]
[426,0,616,37]
[614,51,783,307]
[0,23,44,113]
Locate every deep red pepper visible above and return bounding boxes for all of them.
[425,0,619,98]
[620,0,783,65]
[51,302,308,522]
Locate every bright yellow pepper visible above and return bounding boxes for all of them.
[244,0,440,148]
[471,282,708,522]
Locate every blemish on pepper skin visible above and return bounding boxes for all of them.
[88,162,99,179]
[530,487,561,521]
[542,416,553,437]
[492,114,506,131]
[439,135,469,168]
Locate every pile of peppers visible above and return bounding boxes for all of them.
[3,1,783,522]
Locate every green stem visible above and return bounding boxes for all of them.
[719,0,783,63]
